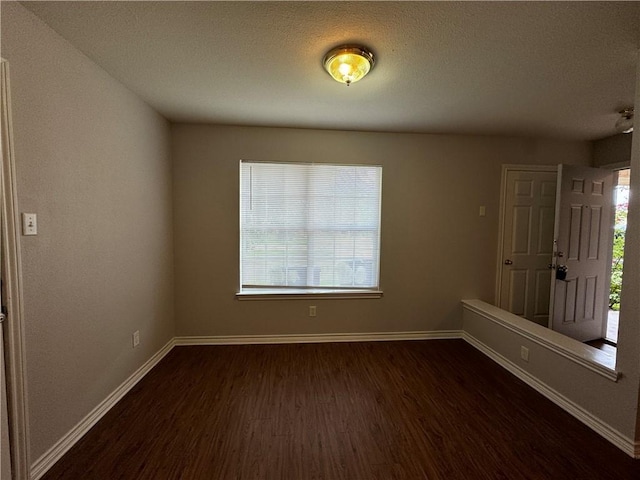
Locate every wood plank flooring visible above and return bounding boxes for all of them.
[42,340,640,479]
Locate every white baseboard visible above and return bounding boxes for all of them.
[174,330,463,346]
[40,329,635,480]
[30,339,176,480]
[29,331,461,479]
[462,332,638,459]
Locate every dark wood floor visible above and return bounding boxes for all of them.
[586,338,618,357]
[42,340,639,479]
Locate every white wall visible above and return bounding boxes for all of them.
[1,3,175,462]
[172,124,590,337]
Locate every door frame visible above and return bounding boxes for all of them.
[604,165,632,342]
[495,164,558,308]
[1,59,31,480]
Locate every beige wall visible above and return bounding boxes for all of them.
[1,2,175,462]
[593,133,633,168]
[172,124,590,337]
[8,0,635,466]
[592,57,640,443]
[627,54,640,444]
[463,305,639,441]
[464,53,640,446]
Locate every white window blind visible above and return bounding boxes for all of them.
[240,161,382,291]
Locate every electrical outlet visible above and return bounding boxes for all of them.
[309,306,317,317]
[520,346,529,362]
[133,330,140,348]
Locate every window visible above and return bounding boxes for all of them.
[239,161,382,297]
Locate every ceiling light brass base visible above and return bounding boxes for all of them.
[323,45,375,86]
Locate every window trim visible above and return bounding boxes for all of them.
[236,288,383,301]
[238,160,383,295]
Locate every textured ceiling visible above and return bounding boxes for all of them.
[19,1,640,140]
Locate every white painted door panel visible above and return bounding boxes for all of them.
[499,170,557,326]
[551,165,614,342]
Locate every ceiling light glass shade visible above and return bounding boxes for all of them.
[615,107,634,134]
[323,45,375,86]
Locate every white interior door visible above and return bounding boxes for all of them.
[499,169,557,326]
[550,164,614,342]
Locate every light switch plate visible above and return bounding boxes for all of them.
[22,213,37,235]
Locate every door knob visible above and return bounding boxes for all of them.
[504,259,513,265]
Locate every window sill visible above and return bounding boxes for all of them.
[236,289,383,301]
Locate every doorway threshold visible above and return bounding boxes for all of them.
[585,339,617,360]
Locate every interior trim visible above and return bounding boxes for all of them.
[29,339,176,480]
[174,330,462,346]
[1,59,30,480]
[236,290,383,300]
[29,331,462,479]
[462,331,637,458]
[28,324,634,479]
[462,299,618,380]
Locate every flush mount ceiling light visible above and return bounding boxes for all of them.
[615,107,634,134]
[323,45,375,86]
